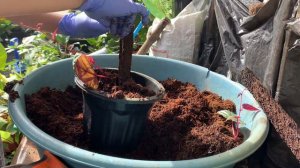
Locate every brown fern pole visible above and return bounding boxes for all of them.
[118,29,134,85]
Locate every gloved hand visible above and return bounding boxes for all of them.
[58,12,109,38]
[78,0,149,37]
[78,0,149,24]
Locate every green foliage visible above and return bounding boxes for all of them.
[86,34,119,53]
[1,32,74,165]
[0,90,22,165]
[0,19,16,43]
[0,74,7,91]
[0,43,7,70]
[85,0,165,54]
[218,110,238,122]
[55,34,70,46]
[6,33,73,76]
[143,0,173,19]
[217,110,245,125]
[86,27,147,54]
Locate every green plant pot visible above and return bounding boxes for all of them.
[74,69,165,153]
[9,54,269,168]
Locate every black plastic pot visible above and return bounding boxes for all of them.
[75,69,165,154]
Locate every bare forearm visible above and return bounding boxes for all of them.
[0,0,84,17]
[7,11,67,33]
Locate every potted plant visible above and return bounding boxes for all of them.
[73,31,165,153]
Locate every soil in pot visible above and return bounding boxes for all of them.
[92,69,156,99]
[25,79,243,160]
[74,68,164,153]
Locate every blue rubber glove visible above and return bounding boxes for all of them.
[109,16,136,37]
[58,12,109,38]
[78,0,149,37]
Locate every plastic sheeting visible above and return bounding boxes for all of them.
[199,0,298,94]
[197,0,300,166]
[276,30,300,125]
[197,0,228,75]
[274,23,300,167]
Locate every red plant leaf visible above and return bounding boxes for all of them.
[96,74,107,79]
[52,28,58,42]
[74,55,99,89]
[87,56,95,65]
[242,103,259,112]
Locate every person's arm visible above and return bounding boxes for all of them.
[2,0,149,38]
[7,11,67,32]
[0,0,84,17]
[8,12,110,38]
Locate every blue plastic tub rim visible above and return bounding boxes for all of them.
[9,54,269,168]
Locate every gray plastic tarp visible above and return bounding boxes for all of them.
[197,0,300,166]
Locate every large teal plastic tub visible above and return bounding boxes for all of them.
[9,54,269,168]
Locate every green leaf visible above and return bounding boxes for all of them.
[0,130,14,144]
[86,38,98,47]
[5,48,15,53]
[36,33,47,40]
[143,0,166,19]
[226,115,239,123]
[14,131,21,144]
[5,151,15,165]
[0,117,8,129]
[217,110,236,119]
[0,43,7,70]
[217,110,246,125]
[0,74,7,91]
[0,105,8,112]
[55,34,69,45]
[6,123,17,135]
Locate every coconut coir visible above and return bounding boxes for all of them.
[240,68,300,161]
[26,79,243,160]
[26,87,89,149]
[95,69,155,99]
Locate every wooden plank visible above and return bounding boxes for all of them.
[10,136,41,165]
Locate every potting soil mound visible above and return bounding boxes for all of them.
[95,69,155,99]
[26,87,89,149]
[26,79,243,160]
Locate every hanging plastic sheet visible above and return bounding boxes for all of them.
[213,0,299,95]
[276,28,300,125]
[208,0,300,167]
[197,0,228,76]
[272,19,300,167]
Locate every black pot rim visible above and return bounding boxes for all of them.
[75,68,165,103]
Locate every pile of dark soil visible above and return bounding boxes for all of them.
[125,79,242,160]
[4,80,22,102]
[26,79,243,160]
[26,87,88,149]
[95,69,155,99]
